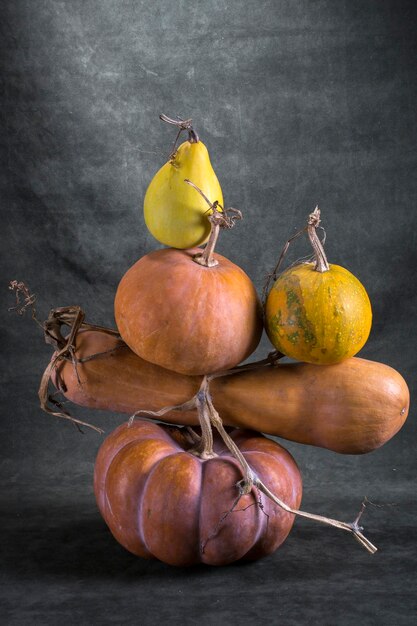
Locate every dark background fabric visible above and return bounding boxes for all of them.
[1,1,416,624]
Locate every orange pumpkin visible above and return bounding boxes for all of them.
[94,420,302,566]
[114,247,263,375]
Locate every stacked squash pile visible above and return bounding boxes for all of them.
[49,117,409,566]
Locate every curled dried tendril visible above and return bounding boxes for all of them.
[159,113,199,159]
[262,206,328,305]
[184,178,242,229]
[8,281,41,326]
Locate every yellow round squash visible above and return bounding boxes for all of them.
[265,262,372,364]
[265,208,372,364]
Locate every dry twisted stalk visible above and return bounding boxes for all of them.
[129,375,377,555]
[262,206,327,306]
[9,281,126,433]
[184,178,242,268]
[159,113,199,160]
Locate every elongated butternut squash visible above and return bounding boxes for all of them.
[51,330,409,454]
[51,330,200,424]
[212,359,408,454]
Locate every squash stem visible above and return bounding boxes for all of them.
[307,206,329,273]
[188,128,199,143]
[191,377,217,458]
[206,392,255,492]
[193,220,220,268]
[129,377,216,459]
[184,179,242,268]
[184,179,222,268]
[159,114,199,159]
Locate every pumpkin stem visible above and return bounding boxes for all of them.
[194,216,221,268]
[262,206,329,306]
[128,377,219,459]
[205,390,256,492]
[308,207,329,273]
[159,114,199,161]
[191,377,218,459]
[184,179,242,268]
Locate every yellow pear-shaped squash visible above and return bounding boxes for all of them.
[144,140,223,249]
[265,262,372,364]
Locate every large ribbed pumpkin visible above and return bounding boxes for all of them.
[265,262,372,364]
[94,421,302,566]
[114,247,263,375]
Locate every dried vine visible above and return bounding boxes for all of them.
[159,113,199,160]
[184,179,242,268]
[262,206,327,306]
[130,375,377,554]
[9,281,126,433]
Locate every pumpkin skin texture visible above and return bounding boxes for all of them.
[144,140,223,249]
[53,330,409,454]
[114,247,263,375]
[265,263,372,364]
[94,420,302,566]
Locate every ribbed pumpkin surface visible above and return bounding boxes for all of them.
[94,421,302,566]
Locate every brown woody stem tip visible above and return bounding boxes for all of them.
[184,179,242,268]
[159,114,199,159]
[307,206,329,273]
